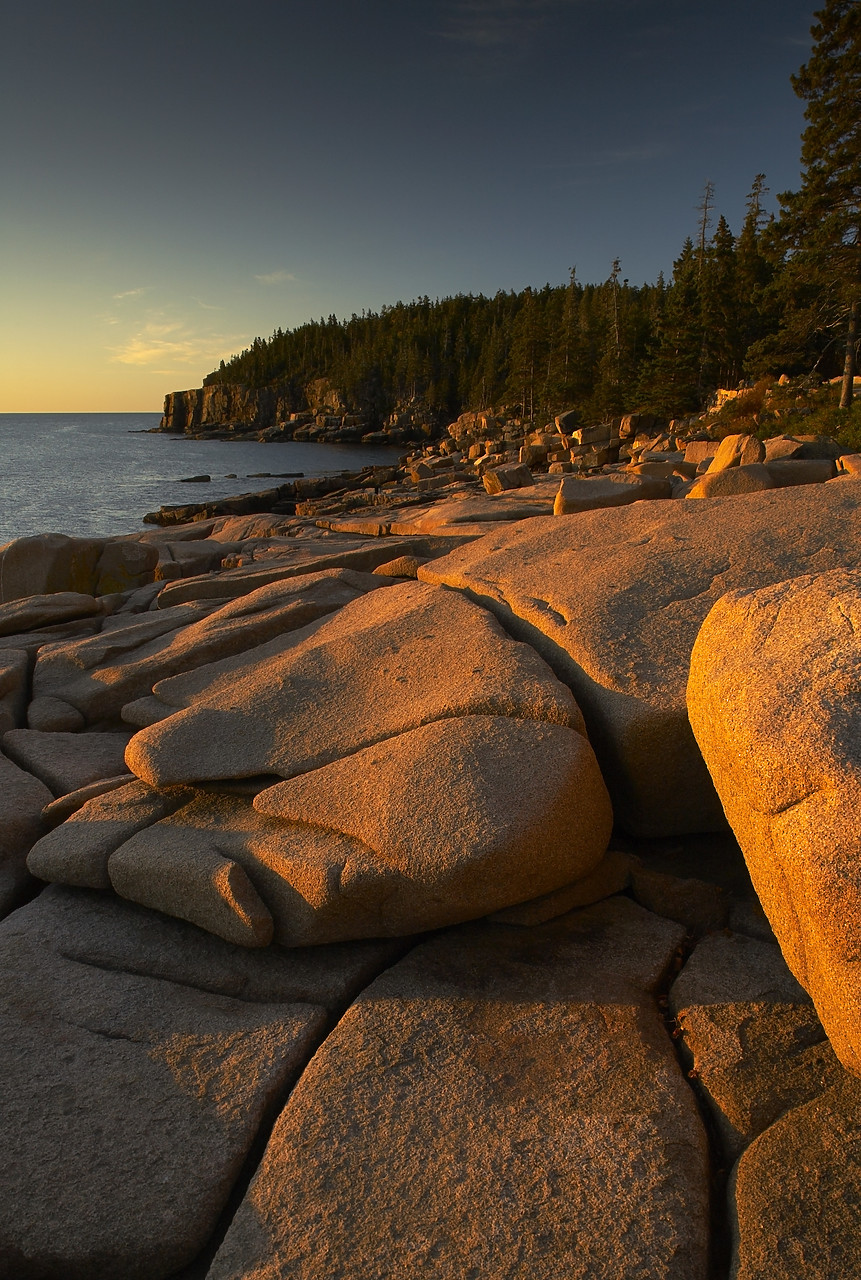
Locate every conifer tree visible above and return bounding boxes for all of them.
[778,0,861,405]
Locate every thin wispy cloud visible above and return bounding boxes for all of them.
[112,287,149,301]
[108,311,246,370]
[254,269,297,286]
[193,297,224,311]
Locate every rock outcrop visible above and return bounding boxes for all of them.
[420,482,861,836]
[208,898,710,1280]
[688,566,861,1074]
[31,581,612,946]
[1,456,861,1276]
[0,534,158,602]
[161,384,295,433]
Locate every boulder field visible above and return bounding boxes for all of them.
[1,470,861,1276]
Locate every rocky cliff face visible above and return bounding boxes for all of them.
[160,384,295,433]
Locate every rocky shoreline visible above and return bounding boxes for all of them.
[1,433,861,1277]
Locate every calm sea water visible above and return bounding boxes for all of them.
[0,414,404,543]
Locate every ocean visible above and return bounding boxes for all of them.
[0,414,404,543]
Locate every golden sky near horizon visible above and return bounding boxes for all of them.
[1,0,811,412]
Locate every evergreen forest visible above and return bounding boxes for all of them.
[204,1,859,427]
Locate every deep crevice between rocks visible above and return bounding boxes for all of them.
[654,927,733,1280]
[167,934,421,1280]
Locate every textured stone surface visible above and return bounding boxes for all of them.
[209,898,709,1280]
[730,1074,861,1279]
[3,728,133,798]
[0,533,157,602]
[0,750,53,915]
[30,568,382,727]
[670,933,842,1162]
[686,463,774,499]
[155,537,452,606]
[554,471,671,515]
[688,567,861,1073]
[706,433,766,472]
[419,482,861,836]
[28,780,194,889]
[49,714,611,947]
[483,461,535,493]
[0,886,402,1280]
[41,773,136,827]
[126,579,584,788]
[0,591,102,636]
[0,648,28,735]
[486,846,633,925]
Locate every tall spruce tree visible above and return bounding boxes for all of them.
[779,0,861,405]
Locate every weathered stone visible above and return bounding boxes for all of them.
[765,458,835,487]
[92,714,612,947]
[670,932,842,1163]
[208,898,709,1280]
[95,539,159,595]
[29,568,382,728]
[0,591,103,636]
[684,441,719,465]
[0,885,402,1280]
[28,779,195,889]
[126,580,584,788]
[41,773,137,827]
[730,1074,861,1279]
[762,433,843,463]
[0,533,157,602]
[688,567,861,1074]
[0,750,52,916]
[686,463,774,499]
[706,433,766,472]
[837,452,861,476]
[487,846,633,924]
[0,649,28,735]
[553,471,671,515]
[155,537,449,607]
[630,863,729,933]
[3,728,132,798]
[419,483,861,836]
[483,462,535,494]
[371,554,427,578]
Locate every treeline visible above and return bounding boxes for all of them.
[202,175,839,424]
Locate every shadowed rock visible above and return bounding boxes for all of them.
[0,885,403,1280]
[419,482,861,836]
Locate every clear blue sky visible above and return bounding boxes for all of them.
[0,0,815,410]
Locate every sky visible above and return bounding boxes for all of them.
[1,0,817,411]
